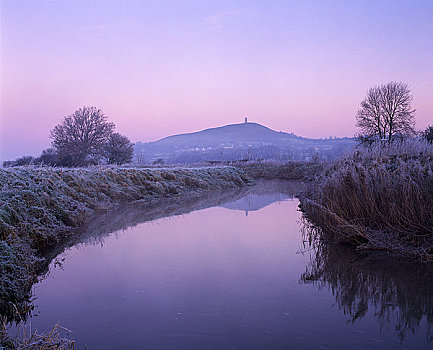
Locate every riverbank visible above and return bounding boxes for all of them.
[299,139,433,261]
[235,160,323,181]
[127,160,324,181]
[0,166,252,322]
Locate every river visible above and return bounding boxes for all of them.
[17,180,433,349]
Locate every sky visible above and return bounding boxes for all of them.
[1,0,432,161]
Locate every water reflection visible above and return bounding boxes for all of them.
[26,185,306,349]
[39,180,303,276]
[4,180,303,325]
[300,240,433,342]
[6,179,433,349]
[220,180,302,215]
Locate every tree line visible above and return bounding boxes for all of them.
[3,106,134,167]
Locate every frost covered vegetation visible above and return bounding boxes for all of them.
[1,320,74,350]
[234,160,323,181]
[0,166,251,322]
[299,139,433,261]
[0,241,36,321]
[121,160,324,181]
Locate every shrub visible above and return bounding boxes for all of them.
[2,156,34,167]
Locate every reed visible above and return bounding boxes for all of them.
[299,138,433,261]
[1,317,74,350]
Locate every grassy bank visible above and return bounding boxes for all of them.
[127,160,324,181]
[299,139,433,261]
[0,166,252,321]
[203,160,323,181]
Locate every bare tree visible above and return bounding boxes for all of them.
[50,107,115,166]
[103,133,134,165]
[356,82,416,142]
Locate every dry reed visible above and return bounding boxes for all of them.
[299,139,433,261]
[1,316,74,350]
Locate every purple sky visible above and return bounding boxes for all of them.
[1,0,432,161]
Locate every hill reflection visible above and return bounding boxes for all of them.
[40,180,303,275]
[300,241,433,342]
[220,179,303,213]
[3,180,303,324]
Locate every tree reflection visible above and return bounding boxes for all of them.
[300,231,433,342]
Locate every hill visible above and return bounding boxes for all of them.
[134,121,354,163]
[154,122,294,145]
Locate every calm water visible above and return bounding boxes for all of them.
[20,181,433,349]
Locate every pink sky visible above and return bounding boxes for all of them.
[1,1,432,161]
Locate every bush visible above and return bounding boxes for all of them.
[2,156,34,167]
[152,158,164,165]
